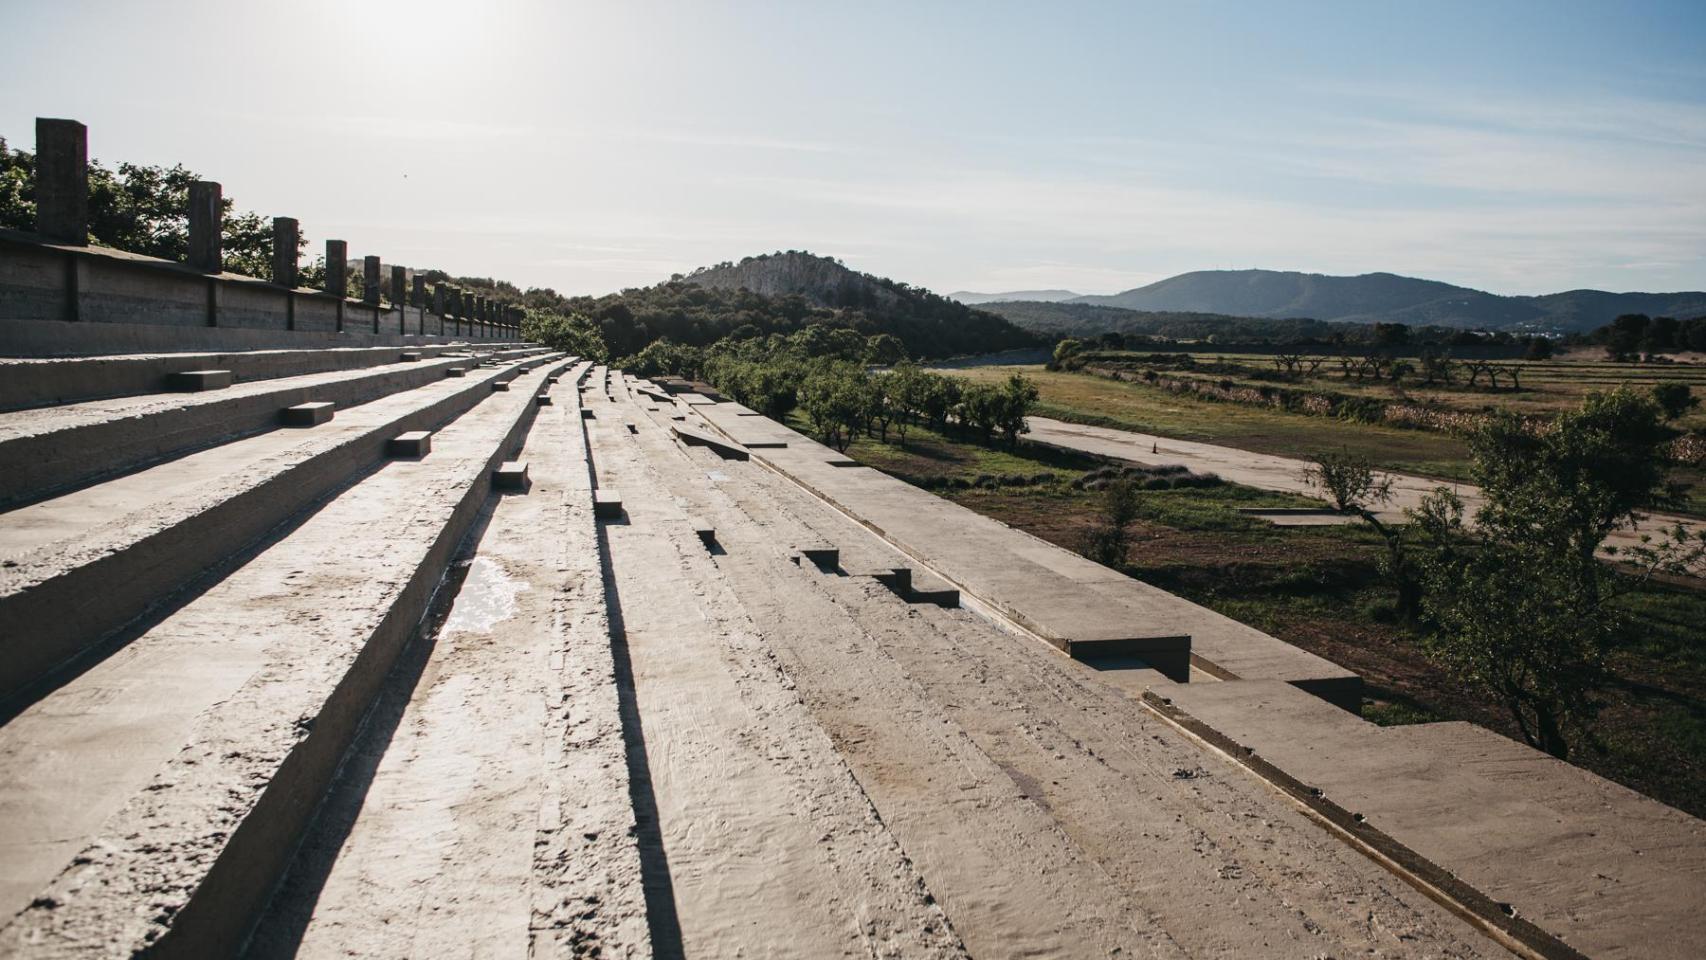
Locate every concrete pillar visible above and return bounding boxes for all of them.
[272,217,299,287]
[187,181,222,272]
[389,264,406,304]
[363,256,382,305]
[326,240,348,296]
[431,283,445,315]
[410,273,426,308]
[35,118,88,244]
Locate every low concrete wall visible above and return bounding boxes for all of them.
[0,231,520,355]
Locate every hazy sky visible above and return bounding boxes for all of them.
[3,0,1704,297]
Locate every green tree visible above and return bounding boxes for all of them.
[1651,382,1698,421]
[1084,477,1142,567]
[1421,388,1705,759]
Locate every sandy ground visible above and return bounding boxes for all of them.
[1025,415,1705,557]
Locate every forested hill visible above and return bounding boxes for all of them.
[560,251,1038,360]
[1070,269,1706,332]
[981,300,1346,342]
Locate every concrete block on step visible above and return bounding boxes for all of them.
[494,460,530,491]
[594,489,623,519]
[281,401,335,426]
[446,367,467,378]
[167,369,233,391]
[387,430,432,458]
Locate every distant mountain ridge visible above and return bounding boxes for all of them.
[949,289,1081,305]
[1069,269,1706,332]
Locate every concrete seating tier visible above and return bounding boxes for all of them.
[0,346,552,507]
[0,357,562,702]
[0,344,546,411]
[0,358,578,957]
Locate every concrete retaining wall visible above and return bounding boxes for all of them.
[0,231,519,356]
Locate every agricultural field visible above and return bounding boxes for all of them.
[948,360,1706,515]
[808,414,1706,818]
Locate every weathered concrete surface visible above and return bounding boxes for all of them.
[0,347,549,507]
[0,360,571,957]
[599,386,1503,958]
[1158,678,1706,960]
[0,360,542,703]
[1026,416,1705,558]
[582,388,968,959]
[248,363,652,960]
[695,402,1359,704]
[0,344,541,411]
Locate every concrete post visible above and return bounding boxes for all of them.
[272,217,299,287]
[326,240,348,296]
[432,283,444,315]
[326,240,347,332]
[187,181,223,272]
[410,273,426,308]
[35,118,88,245]
[363,256,382,305]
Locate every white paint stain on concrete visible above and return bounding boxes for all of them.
[441,557,527,635]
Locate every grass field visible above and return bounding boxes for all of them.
[1095,348,1706,428]
[947,363,1706,513]
[805,414,1706,819]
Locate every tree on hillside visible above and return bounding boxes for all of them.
[1421,388,1706,759]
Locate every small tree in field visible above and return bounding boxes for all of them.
[1421,388,1706,759]
[1084,477,1142,567]
[1304,450,1428,618]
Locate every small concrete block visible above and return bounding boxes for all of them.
[494,460,530,491]
[387,430,432,458]
[581,409,596,419]
[546,376,560,385]
[594,489,623,519]
[793,543,840,569]
[536,393,553,405]
[624,422,638,434]
[400,351,422,362]
[282,401,335,426]
[167,369,234,392]
[492,381,511,392]
[446,367,467,378]
[689,517,716,547]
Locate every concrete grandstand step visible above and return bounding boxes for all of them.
[0,348,560,509]
[1151,678,1706,959]
[0,344,545,412]
[246,377,649,959]
[0,358,571,957]
[0,361,575,705]
[694,403,1355,705]
[670,423,749,460]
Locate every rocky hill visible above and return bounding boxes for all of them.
[569,252,1040,359]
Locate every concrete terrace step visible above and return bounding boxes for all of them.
[0,360,579,705]
[0,344,549,412]
[694,402,1354,702]
[246,371,649,959]
[0,348,558,509]
[0,359,570,958]
[1153,678,1706,960]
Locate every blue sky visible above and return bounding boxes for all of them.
[3,0,1704,296]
